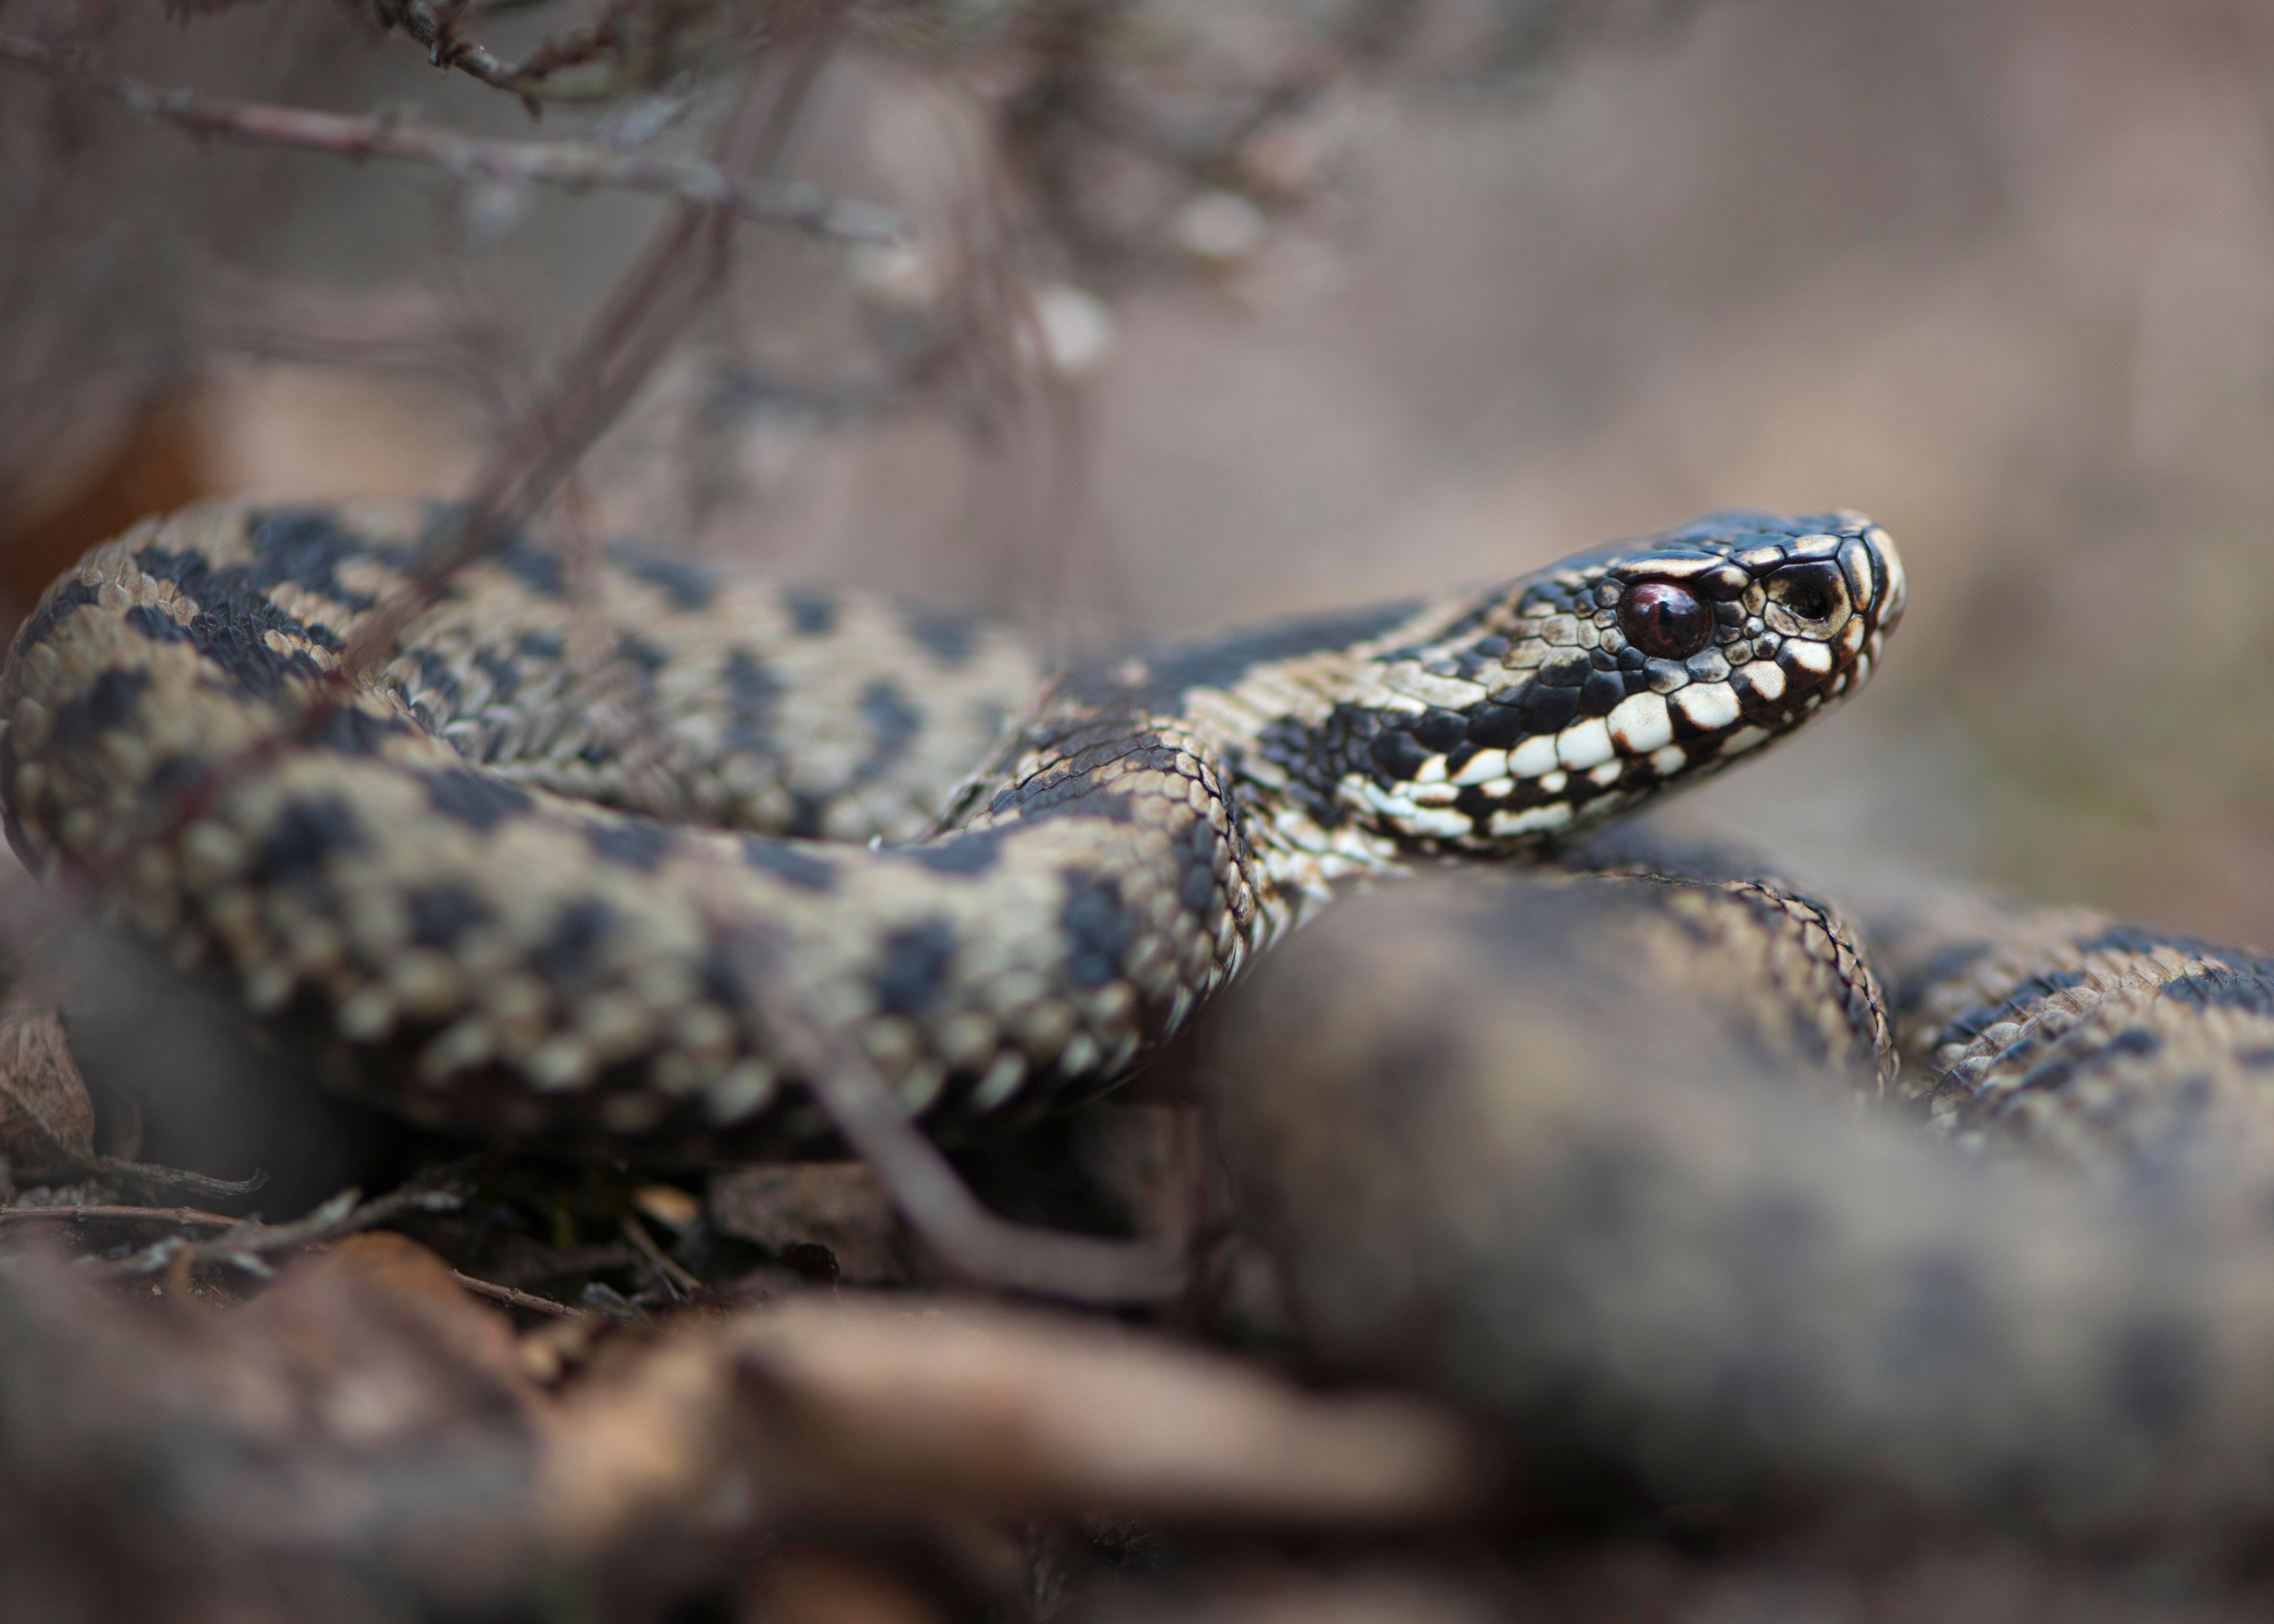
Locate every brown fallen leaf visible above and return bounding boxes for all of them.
[709,1162,908,1283]
[303,1231,537,1404]
[539,1294,1492,1544]
[726,1298,1493,1523]
[0,1007,94,1179]
[0,1245,551,1618]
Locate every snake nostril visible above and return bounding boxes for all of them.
[1618,581,1712,661]
[1784,579,1831,620]
[1764,560,1852,638]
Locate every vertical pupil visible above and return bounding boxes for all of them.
[1621,581,1707,658]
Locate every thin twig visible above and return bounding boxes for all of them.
[368,0,521,94]
[369,0,663,106]
[451,1268,589,1318]
[77,1153,268,1200]
[620,1211,702,1301]
[96,1182,466,1279]
[0,31,900,243]
[726,930,1187,1307]
[0,1201,237,1228]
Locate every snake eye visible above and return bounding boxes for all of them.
[1763,561,1852,637]
[1618,580,1711,660]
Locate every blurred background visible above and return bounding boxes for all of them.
[5,0,2274,940]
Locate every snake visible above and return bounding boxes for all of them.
[19,494,2274,1540]
[0,498,1902,1159]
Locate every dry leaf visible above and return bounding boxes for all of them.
[0,1008,93,1178]
[709,1162,907,1283]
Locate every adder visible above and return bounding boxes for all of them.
[0,499,1901,1159]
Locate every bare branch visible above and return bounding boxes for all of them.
[0,31,901,244]
[98,1181,466,1278]
[366,0,687,106]
[334,10,853,680]
[367,0,524,95]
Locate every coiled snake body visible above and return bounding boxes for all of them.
[28,497,2274,1537]
[0,500,1901,1157]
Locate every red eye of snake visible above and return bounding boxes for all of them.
[1619,580,1711,660]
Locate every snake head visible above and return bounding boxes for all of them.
[1338,510,1904,852]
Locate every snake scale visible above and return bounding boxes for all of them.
[0,498,1899,1157]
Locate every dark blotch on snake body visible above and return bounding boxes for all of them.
[1941,999,2023,1046]
[530,898,615,986]
[909,826,1008,877]
[259,795,363,884]
[425,769,534,833]
[2160,969,2274,1016]
[407,648,461,718]
[873,920,958,1018]
[313,706,408,757]
[588,820,678,872]
[470,648,520,704]
[483,530,567,597]
[903,607,975,664]
[1176,818,1220,916]
[2076,922,2214,960]
[783,791,831,840]
[616,633,669,680]
[615,547,718,612]
[989,770,1136,824]
[1061,874,1141,990]
[246,507,391,611]
[722,649,782,754]
[517,630,564,661]
[51,669,150,753]
[134,545,339,696]
[1254,711,1356,828]
[784,588,837,637]
[19,576,100,654]
[2011,967,2091,1003]
[407,884,491,948]
[124,604,187,647]
[2100,1028,2164,1063]
[858,678,922,776]
[738,835,837,893]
